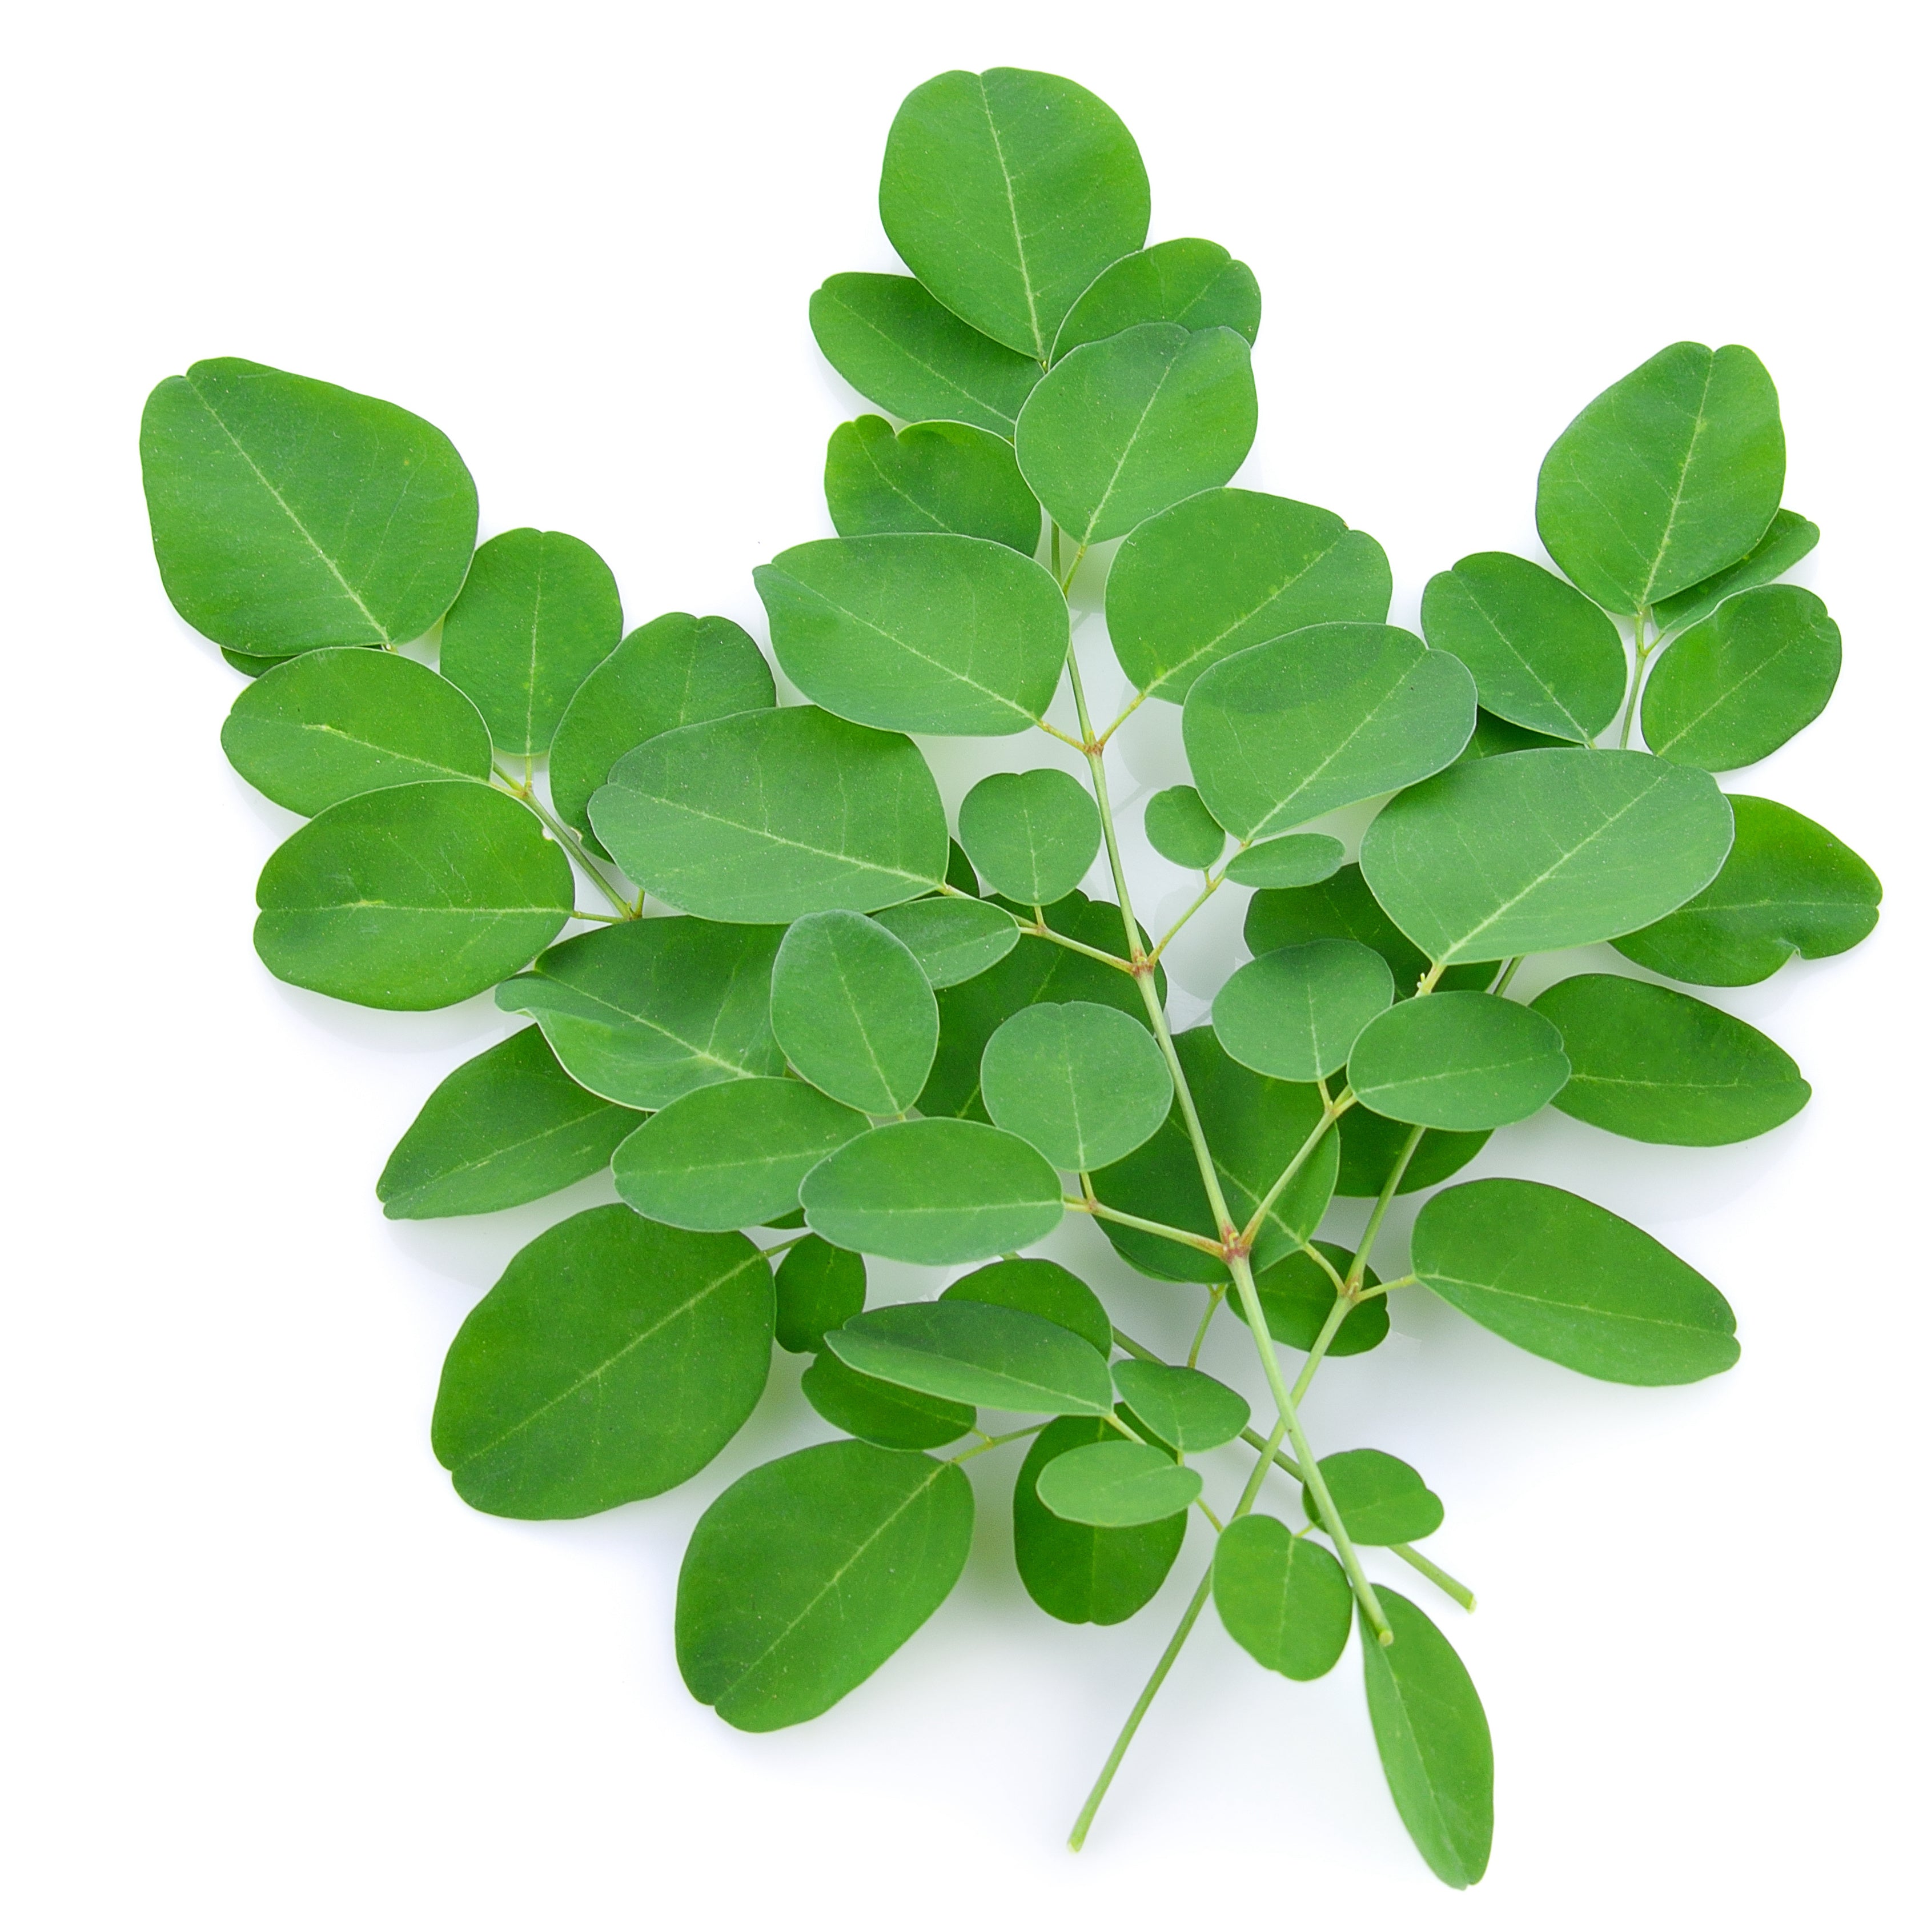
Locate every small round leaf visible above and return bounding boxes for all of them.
[1212,939,1394,1083]
[958,768,1101,905]
[1035,1440,1202,1527]
[774,1236,868,1354]
[1213,1515,1352,1681]
[1110,1361,1249,1452]
[981,1000,1174,1172]
[1347,992,1570,1131]
[770,911,938,1115]
[1144,785,1226,868]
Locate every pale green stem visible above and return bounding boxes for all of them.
[950,1421,1049,1464]
[1347,1124,1426,1292]
[1186,1286,1225,1369]
[569,908,623,924]
[1240,1098,1352,1249]
[1149,865,1230,962]
[1490,956,1525,996]
[1616,607,1652,749]
[1063,1195,1226,1257]
[493,768,636,919]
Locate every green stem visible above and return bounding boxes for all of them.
[1616,607,1652,750]
[493,769,636,919]
[1490,956,1525,996]
[1149,864,1229,961]
[1240,1098,1351,1249]
[1185,1286,1225,1369]
[950,1421,1049,1464]
[1347,1124,1425,1291]
[1064,1196,1226,1257]
[569,908,623,924]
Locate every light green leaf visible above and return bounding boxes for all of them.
[1143,785,1226,869]
[1412,1178,1739,1384]
[1016,323,1257,546]
[432,1207,771,1517]
[769,911,938,1114]
[377,1027,642,1220]
[1347,992,1569,1131]
[1641,584,1840,771]
[1359,748,1734,963]
[1334,1108,1488,1201]
[981,1000,1173,1171]
[1652,508,1819,635]
[879,66,1149,360]
[1213,1515,1352,1681]
[1186,623,1476,841]
[222,647,492,815]
[1053,237,1262,362]
[1246,864,1490,999]
[825,1298,1113,1414]
[800,1350,975,1450]
[1536,340,1784,613]
[775,1236,867,1354]
[497,917,783,1109]
[1111,1361,1248,1451]
[140,356,476,657]
[1304,1449,1443,1545]
[756,535,1066,736]
[1420,551,1625,742]
[676,1440,973,1730]
[254,781,571,1009]
[440,528,622,756]
[1107,488,1392,703]
[1213,939,1394,1083]
[1613,795,1880,985]
[591,707,949,922]
[825,416,1041,553]
[802,1119,1063,1264]
[958,769,1101,905]
[1231,1241,1388,1356]
[1224,834,1346,889]
[872,896,1020,987]
[612,1078,867,1231]
[941,1256,1114,1357]
[1037,1440,1201,1526]
[808,273,1042,437]
[550,612,774,857]
[1362,1589,1494,1889]
[1532,973,1809,1145]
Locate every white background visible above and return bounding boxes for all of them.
[4,2,1926,1926]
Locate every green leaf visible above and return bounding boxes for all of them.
[1304,1449,1443,1545]
[591,707,949,923]
[1091,1028,1338,1285]
[1213,939,1394,1083]
[1212,1514,1352,1680]
[800,1350,974,1450]
[808,273,1042,438]
[1536,340,1784,614]
[1412,1178,1739,1384]
[550,612,774,857]
[774,1236,867,1354]
[958,769,1101,904]
[1016,324,1258,546]
[1246,864,1485,999]
[439,529,622,756]
[770,911,938,1114]
[824,416,1041,553]
[871,896,1019,988]
[1107,488,1392,704]
[755,536,1066,737]
[825,1298,1113,1414]
[1652,508,1819,636]
[1613,795,1881,985]
[1361,1589,1494,1889]
[1231,1241,1388,1356]
[802,1119,1062,1264]
[981,1000,1173,1171]
[1185,623,1475,840]
[879,66,1149,360]
[1641,584,1840,771]
[1111,1361,1248,1452]
[1419,551,1625,743]
[1143,785,1226,869]
[1359,748,1734,963]
[676,1440,973,1730]
[220,643,290,679]
[1334,1106,1488,1200]
[221,647,492,815]
[1013,1418,1185,1624]
[1052,237,1262,362]
[1531,973,1809,1145]
[377,1027,642,1220]
[432,1207,771,1517]
[1347,992,1570,1131]
[1037,1440,1200,1526]
[612,1078,868,1232]
[140,356,477,657]
[1455,709,1571,761]
[1223,834,1345,889]
[497,917,783,1109]
[940,1257,1114,1357]
[254,781,571,1009]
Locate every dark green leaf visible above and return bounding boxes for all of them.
[221,647,492,815]
[140,356,476,656]
[255,781,572,1009]
[1224,834,1346,889]
[1213,1514,1352,1680]
[1412,1178,1739,1384]
[377,1027,641,1220]
[1111,1361,1248,1451]
[774,1236,867,1354]
[1347,992,1570,1131]
[1334,1106,1488,1200]
[825,416,1040,553]
[825,1298,1113,1414]
[1652,508,1819,636]
[1185,624,1475,840]
[941,1257,1114,1357]
[676,1440,973,1730]
[871,895,1020,988]
[1037,1441,1201,1526]
[1053,237,1262,362]
[1532,973,1809,1145]
[1143,785,1226,869]
[1232,1241,1388,1356]
[1455,708,1571,761]
[432,1207,771,1517]
[1304,1449,1443,1545]
[770,911,938,1114]
[221,643,290,678]
[1213,939,1394,1082]
[958,768,1101,904]
[981,1000,1173,1171]
[800,1350,974,1450]
[1245,864,1486,999]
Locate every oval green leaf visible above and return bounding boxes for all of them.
[1143,784,1226,869]
[1213,1514,1352,1681]
[1245,863,1487,1000]
[1052,237,1262,362]
[800,1350,974,1450]
[770,911,938,1114]
[1232,1241,1388,1356]
[1036,1440,1200,1527]
[1224,833,1346,890]
[1334,1105,1488,1201]
[774,1236,867,1354]
[1213,939,1394,1083]
[941,1257,1114,1358]
[825,1297,1113,1415]
[1456,709,1572,761]
[1347,992,1570,1131]
[871,895,1021,988]
[825,416,1040,552]
[1304,1449,1443,1545]
[1652,507,1819,636]
[1111,1361,1249,1452]
[981,1000,1174,1172]
[958,768,1101,905]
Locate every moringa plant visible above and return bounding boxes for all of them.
[138,65,1879,1886]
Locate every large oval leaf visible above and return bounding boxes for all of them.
[958,769,1101,905]
[1037,1440,1201,1526]
[825,1298,1113,1414]
[254,780,572,1009]
[879,66,1149,360]
[824,416,1041,552]
[591,707,949,922]
[1213,939,1394,1083]
[1347,992,1570,1131]
[770,911,938,1115]
[981,1000,1173,1172]
[432,1207,772,1517]
[676,1441,973,1730]
[1359,748,1734,963]
[1053,237,1261,361]
[1213,1514,1352,1681]
[1412,1178,1739,1384]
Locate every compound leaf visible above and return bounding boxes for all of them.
[958,769,1101,905]
[1213,1515,1352,1680]
[1213,939,1394,1083]
[1037,1440,1201,1526]
[981,1000,1173,1171]
[825,1298,1113,1414]
[1347,992,1570,1131]
[825,416,1040,552]
[1053,237,1261,362]
[770,911,938,1114]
